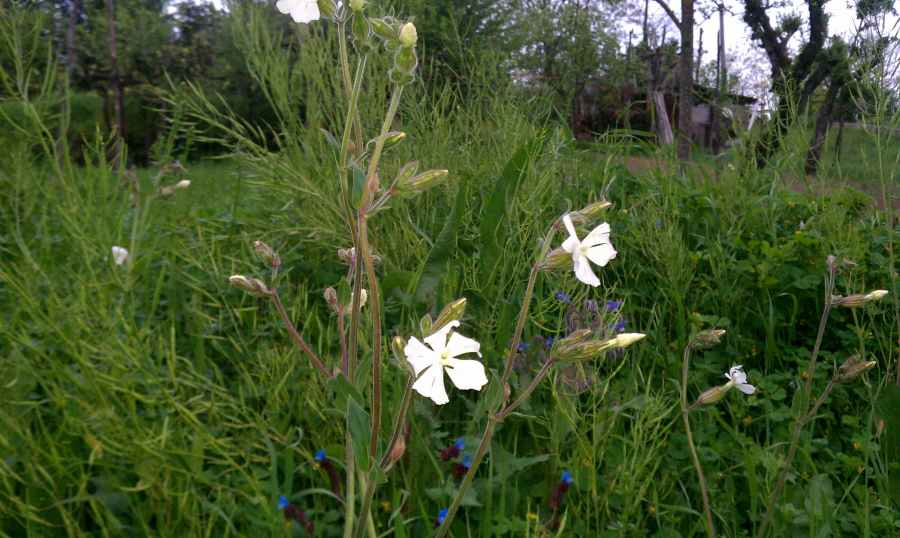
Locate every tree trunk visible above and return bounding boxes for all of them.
[804,80,839,175]
[676,0,694,161]
[654,91,674,145]
[106,0,125,174]
[56,0,79,168]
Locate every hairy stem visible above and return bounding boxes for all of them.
[681,344,716,538]
[270,290,329,377]
[380,374,415,471]
[495,360,554,421]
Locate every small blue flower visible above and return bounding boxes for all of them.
[314,449,326,462]
[437,508,450,524]
[555,292,570,302]
[461,455,472,468]
[517,342,531,350]
[454,439,465,450]
[278,495,290,510]
[606,300,622,312]
[657,220,664,228]
[610,317,627,334]
[544,336,555,347]
[562,471,573,484]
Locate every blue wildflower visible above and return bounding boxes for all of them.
[606,300,622,312]
[314,449,326,462]
[657,220,664,228]
[544,336,555,347]
[278,495,290,510]
[555,292,570,302]
[517,342,531,350]
[562,471,574,484]
[462,455,472,468]
[454,439,465,450]
[437,508,449,524]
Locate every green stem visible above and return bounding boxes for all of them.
[337,21,365,159]
[380,374,415,470]
[681,344,716,538]
[270,289,329,377]
[757,265,836,537]
[365,86,404,183]
[358,218,382,461]
[343,437,356,538]
[800,379,835,425]
[495,360,554,421]
[433,419,499,538]
[353,480,377,538]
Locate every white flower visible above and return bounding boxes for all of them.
[724,365,756,395]
[276,0,320,23]
[175,179,190,189]
[111,246,129,266]
[404,320,487,405]
[865,290,889,301]
[561,214,617,287]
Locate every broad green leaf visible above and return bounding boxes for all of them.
[411,186,467,306]
[347,399,371,472]
[790,378,810,423]
[325,372,364,410]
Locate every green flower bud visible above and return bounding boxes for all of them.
[695,385,730,406]
[840,294,868,307]
[352,12,371,43]
[432,298,467,334]
[393,46,417,77]
[253,240,280,268]
[349,0,365,11]
[399,22,417,47]
[392,336,408,369]
[230,275,269,295]
[370,17,400,41]
[317,0,337,18]
[396,169,447,197]
[690,329,726,349]
[835,355,876,383]
[553,338,618,362]
[575,201,612,221]
[419,313,432,337]
[537,247,572,271]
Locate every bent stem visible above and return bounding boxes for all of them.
[380,374,415,471]
[681,344,716,538]
[435,222,560,538]
[270,289,329,378]
[756,265,837,537]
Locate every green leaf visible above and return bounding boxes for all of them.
[477,129,549,289]
[484,370,504,416]
[352,165,366,208]
[325,372,364,411]
[411,186,467,306]
[320,128,341,165]
[337,277,351,309]
[876,383,900,507]
[368,464,387,485]
[347,399,372,472]
[789,378,810,423]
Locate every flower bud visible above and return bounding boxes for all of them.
[349,0,365,10]
[390,436,406,463]
[575,201,612,221]
[695,385,730,406]
[176,179,191,189]
[399,22,417,47]
[835,355,876,383]
[230,275,269,294]
[338,248,356,265]
[419,313,432,336]
[866,290,889,301]
[615,333,646,347]
[254,241,280,268]
[317,0,337,18]
[352,12,371,43]
[840,294,868,307]
[690,329,726,349]
[381,131,406,151]
[537,247,573,271]
[370,17,400,41]
[324,287,338,306]
[392,336,408,368]
[396,169,447,197]
[432,298,467,334]
[366,173,380,196]
[391,46,417,81]
[553,338,618,362]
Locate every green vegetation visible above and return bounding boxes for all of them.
[1,1,899,537]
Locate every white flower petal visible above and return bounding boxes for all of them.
[111,246,129,266]
[580,222,611,247]
[584,243,617,267]
[424,320,459,349]
[276,0,320,23]
[573,255,600,287]
[445,332,481,358]
[736,382,756,395]
[562,235,579,254]
[562,214,579,241]
[404,337,437,375]
[412,364,449,405]
[443,358,488,391]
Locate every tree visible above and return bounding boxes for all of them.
[651,0,694,161]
